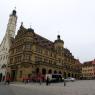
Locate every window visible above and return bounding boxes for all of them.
[44,58,48,63]
[6,55,8,59]
[25,44,31,50]
[49,60,52,64]
[36,47,42,54]
[24,54,31,60]
[0,56,1,61]
[11,50,14,54]
[15,56,22,63]
[50,52,52,57]
[16,46,23,53]
[3,56,5,60]
[43,49,48,55]
[35,56,42,62]
[10,58,13,64]
[1,56,2,60]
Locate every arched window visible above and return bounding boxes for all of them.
[36,68,40,74]
[54,70,57,74]
[42,68,46,75]
[48,69,52,74]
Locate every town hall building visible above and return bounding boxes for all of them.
[7,23,81,81]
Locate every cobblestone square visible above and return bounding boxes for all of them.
[10,80,95,95]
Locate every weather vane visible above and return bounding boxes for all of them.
[14,6,16,10]
[30,25,31,28]
[58,31,60,35]
[21,22,23,26]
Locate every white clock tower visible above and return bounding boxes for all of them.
[0,9,17,81]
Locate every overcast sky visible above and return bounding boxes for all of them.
[0,0,95,63]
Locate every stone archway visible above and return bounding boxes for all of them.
[36,68,40,74]
[11,70,16,81]
[68,73,70,77]
[42,68,46,75]
[48,69,52,74]
[54,70,57,74]
[64,72,66,78]
[72,73,74,77]
[75,74,77,78]
[59,71,62,74]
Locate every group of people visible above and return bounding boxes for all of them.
[5,76,11,85]
[0,75,10,85]
[39,76,51,85]
[38,76,51,86]
[22,75,51,86]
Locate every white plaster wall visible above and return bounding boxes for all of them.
[0,10,17,76]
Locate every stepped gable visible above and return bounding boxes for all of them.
[64,48,73,58]
[83,61,93,66]
[34,33,54,49]
[14,25,54,49]
[15,25,27,39]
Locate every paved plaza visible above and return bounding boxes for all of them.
[0,80,95,95]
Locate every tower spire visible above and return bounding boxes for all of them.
[14,6,16,10]
[6,9,17,37]
[0,10,17,77]
[12,8,16,16]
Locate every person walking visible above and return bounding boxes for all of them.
[46,76,49,86]
[39,77,42,85]
[5,76,10,85]
[64,79,66,86]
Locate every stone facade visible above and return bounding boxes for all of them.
[0,10,17,80]
[63,49,81,78]
[8,24,81,81]
[82,59,95,79]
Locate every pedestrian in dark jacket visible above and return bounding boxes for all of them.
[5,76,10,85]
[64,79,66,86]
[46,76,50,86]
